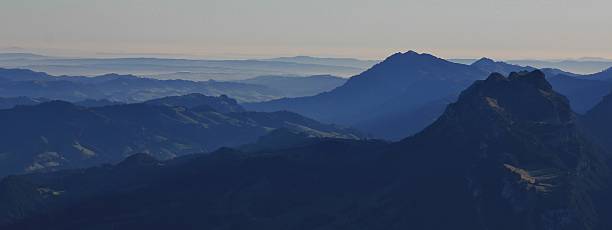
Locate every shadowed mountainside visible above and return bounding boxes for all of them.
[1,71,609,230]
[0,94,359,177]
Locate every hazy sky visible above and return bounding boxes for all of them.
[1,0,611,59]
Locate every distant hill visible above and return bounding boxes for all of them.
[145,93,245,113]
[0,54,365,80]
[0,53,50,60]
[584,67,612,81]
[471,57,578,77]
[582,91,612,153]
[0,96,360,177]
[471,57,538,75]
[0,68,283,102]
[1,71,609,229]
[237,75,347,97]
[0,97,123,109]
[261,56,378,69]
[507,59,612,75]
[0,97,50,110]
[546,75,612,113]
[246,51,489,139]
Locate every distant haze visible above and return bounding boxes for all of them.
[1,0,611,60]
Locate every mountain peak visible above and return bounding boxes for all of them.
[473,57,496,65]
[507,70,550,89]
[452,70,569,125]
[482,70,549,89]
[370,51,452,72]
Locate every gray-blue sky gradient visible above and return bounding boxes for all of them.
[1,0,611,59]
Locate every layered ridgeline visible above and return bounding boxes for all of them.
[237,75,347,98]
[247,52,611,140]
[1,71,609,230]
[0,97,50,109]
[0,68,283,103]
[0,94,359,177]
[0,54,366,79]
[471,58,612,113]
[246,51,488,140]
[588,67,612,81]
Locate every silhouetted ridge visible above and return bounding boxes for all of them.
[373,51,450,70]
[144,93,245,113]
[449,70,570,125]
[117,153,161,168]
[388,70,609,229]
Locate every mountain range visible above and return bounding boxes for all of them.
[237,75,347,98]
[1,71,610,229]
[0,68,352,103]
[246,51,612,139]
[0,53,370,80]
[0,94,359,177]
[260,56,378,69]
[0,68,283,103]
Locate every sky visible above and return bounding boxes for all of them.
[1,0,611,60]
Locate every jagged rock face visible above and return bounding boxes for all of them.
[395,70,608,230]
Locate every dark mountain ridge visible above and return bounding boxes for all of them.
[470,57,612,114]
[1,71,609,229]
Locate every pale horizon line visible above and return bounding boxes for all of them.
[1,46,611,63]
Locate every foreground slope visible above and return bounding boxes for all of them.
[0,71,609,230]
